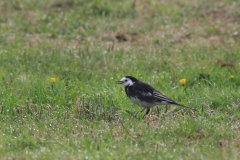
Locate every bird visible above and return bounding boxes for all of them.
[116,76,196,117]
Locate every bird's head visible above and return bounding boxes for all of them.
[116,76,138,87]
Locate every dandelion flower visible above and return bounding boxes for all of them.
[180,79,186,86]
[51,78,56,83]
[231,75,234,79]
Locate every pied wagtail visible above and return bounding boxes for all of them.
[116,76,196,116]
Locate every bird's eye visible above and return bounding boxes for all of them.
[125,79,127,82]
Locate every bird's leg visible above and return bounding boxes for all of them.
[134,108,146,118]
[140,108,146,113]
[146,108,150,115]
[165,105,168,113]
[143,108,150,119]
[156,106,160,115]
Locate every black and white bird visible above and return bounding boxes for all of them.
[116,76,196,116]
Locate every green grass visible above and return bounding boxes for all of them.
[1,0,240,159]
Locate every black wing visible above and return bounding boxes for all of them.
[129,81,171,103]
[152,90,175,103]
[129,81,196,111]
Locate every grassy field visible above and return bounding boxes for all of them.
[1,0,240,159]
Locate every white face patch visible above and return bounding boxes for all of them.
[120,77,134,87]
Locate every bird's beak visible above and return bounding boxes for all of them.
[116,80,122,84]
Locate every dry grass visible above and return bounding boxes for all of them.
[1,0,240,159]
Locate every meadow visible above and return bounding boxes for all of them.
[0,0,240,159]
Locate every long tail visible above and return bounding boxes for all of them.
[173,103,197,111]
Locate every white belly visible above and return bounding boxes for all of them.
[130,96,165,108]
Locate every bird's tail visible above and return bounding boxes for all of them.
[173,103,197,111]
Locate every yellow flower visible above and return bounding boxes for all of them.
[231,75,234,79]
[51,78,56,83]
[180,79,186,86]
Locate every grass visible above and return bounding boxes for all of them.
[1,0,240,159]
